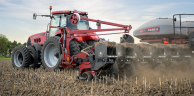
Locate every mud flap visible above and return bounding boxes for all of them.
[92,42,116,70]
[116,45,126,61]
[92,44,108,70]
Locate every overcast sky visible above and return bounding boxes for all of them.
[0,0,194,43]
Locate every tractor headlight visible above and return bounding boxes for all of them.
[98,51,104,57]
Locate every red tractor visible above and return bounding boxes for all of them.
[11,6,132,80]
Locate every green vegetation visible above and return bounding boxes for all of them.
[0,34,26,58]
[0,56,11,59]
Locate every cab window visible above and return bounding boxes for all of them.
[49,14,66,37]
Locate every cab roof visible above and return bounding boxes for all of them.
[52,10,87,15]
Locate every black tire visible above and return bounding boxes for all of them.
[69,40,80,56]
[27,37,31,46]
[27,45,40,68]
[41,36,62,69]
[12,45,31,69]
[86,40,98,46]
[120,34,134,43]
[82,72,93,81]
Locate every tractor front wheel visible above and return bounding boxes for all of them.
[41,36,61,69]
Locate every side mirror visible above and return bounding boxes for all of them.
[33,13,37,20]
[70,13,80,25]
[174,18,176,21]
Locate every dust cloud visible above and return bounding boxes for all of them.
[122,59,194,83]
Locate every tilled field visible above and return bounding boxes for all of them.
[0,59,194,95]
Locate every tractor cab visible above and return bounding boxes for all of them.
[49,11,90,37]
[32,7,99,46]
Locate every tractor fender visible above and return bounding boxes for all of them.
[31,42,41,51]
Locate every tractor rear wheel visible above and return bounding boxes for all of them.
[86,40,98,46]
[27,45,40,68]
[12,45,31,69]
[69,40,80,56]
[41,36,61,69]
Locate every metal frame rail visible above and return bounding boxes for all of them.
[173,14,194,44]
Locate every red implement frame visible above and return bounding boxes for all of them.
[59,16,132,75]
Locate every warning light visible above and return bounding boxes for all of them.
[164,41,169,44]
[50,6,52,10]
[66,11,71,13]
[78,37,83,41]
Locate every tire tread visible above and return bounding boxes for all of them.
[12,45,31,68]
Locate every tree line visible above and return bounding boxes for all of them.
[0,34,26,57]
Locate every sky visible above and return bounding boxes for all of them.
[0,0,194,43]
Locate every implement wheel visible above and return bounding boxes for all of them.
[12,45,31,69]
[41,36,61,69]
[82,72,93,81]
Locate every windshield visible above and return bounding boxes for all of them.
[67,15,89,30]
[49,14,66,37]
